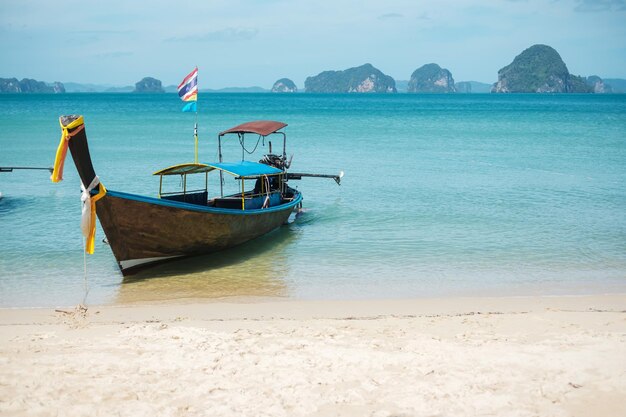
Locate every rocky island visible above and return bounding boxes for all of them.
[492,44,591,93]
[305,64,396,93]
[133,77,164,93]
[271,78,297,93]
[407,64,456,93]
[0,77,65,93]
[585,76,612,93]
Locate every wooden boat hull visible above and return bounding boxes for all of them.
[57,114,306,276]
[96,190,302,275]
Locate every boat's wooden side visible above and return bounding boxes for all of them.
[57,114,308,276]
[96,190,301,274]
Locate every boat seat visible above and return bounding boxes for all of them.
[212,197,242,209]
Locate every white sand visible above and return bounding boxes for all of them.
[1,295,625,416]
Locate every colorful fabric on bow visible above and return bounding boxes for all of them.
[81,176,107,254]
[51,116,85,183]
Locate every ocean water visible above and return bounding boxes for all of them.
[0,93,625,307]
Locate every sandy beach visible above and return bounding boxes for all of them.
[1,295,624,416]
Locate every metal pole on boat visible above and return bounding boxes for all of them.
[241,179,245,210]
[240,133,245,161]
[218,134,224,197]
[0,166,53,173]
[282,133,286,168]
[194,119,198,164]
[281,132,287,194]
[194,67,199,164]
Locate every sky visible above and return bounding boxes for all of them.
[1,0,625,89]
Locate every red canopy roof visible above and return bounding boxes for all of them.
[219,120,287,136]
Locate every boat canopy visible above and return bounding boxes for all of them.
[153,161,281,178]
[207,161,282,177]
[153,163,213,176]
[219,120,287,137]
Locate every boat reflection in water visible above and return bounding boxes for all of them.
[114,224,298,304]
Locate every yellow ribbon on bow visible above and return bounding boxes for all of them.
[82,180,107,254]
[51,115,107,254]
[51,116,85,183]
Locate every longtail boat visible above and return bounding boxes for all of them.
[51,116,341,275]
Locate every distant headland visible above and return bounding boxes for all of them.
[0,78,65,94]
[2,44,625,94]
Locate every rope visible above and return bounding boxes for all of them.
[82,236,90,306]
[239,134,263,155]
[262,175,271,208]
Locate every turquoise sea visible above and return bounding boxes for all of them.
[1,93,625,307]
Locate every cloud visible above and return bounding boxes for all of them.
[93,51,133,59]
[378,13,403,20]
[574,0,626,12]
[165,28,259,43]
[64,29,135,45]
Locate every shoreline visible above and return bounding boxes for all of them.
[1,292,626,319]
[3,281,626,310]
[1,294,625,416]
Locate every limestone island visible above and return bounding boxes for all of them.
[408,64,456,93]
[134,77,165,93]
[271,78,298,93]
[0,77,65,93]
[305,64,396,93]
[492,44,591,93]
[585,76,612,93]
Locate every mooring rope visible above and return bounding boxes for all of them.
[82,237,90,306]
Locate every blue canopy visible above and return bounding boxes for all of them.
[206,161,282,177]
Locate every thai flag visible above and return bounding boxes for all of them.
[178,67,198,101]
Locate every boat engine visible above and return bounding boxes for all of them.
[259,153,292,170]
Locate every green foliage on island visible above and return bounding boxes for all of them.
[407,64,456,93]
[0,77,65,93]
[271,78,298,93]
[305,63,396,93]
[492,45,592,93]
[133,77,164,93]
[568,75,593,93]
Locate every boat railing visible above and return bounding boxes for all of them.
[161,190,208,205]
[159,188,207,197]
[210,190,283,210]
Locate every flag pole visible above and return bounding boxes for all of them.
[177,67,199,163]
[194,66,199,163]
[194,107,198,163]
